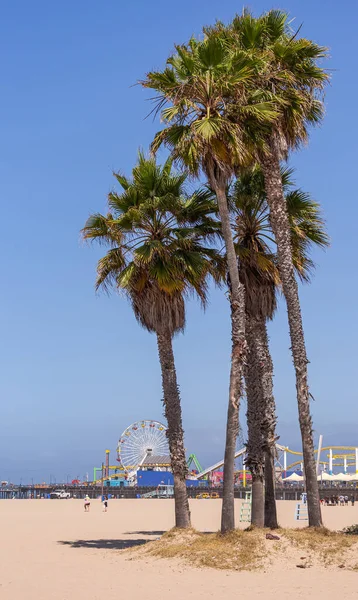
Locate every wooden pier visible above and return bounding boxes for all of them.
[0,484,355,501]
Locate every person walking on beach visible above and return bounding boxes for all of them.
[84,494,90,512]
[351,495,355,507]
[102,495,108,512]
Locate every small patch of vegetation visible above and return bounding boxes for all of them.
[342,524,358,536]
[145,528,265,571]
[128,527,358,572]
[281,528,355,565]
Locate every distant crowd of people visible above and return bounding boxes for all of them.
[321,495,355,506]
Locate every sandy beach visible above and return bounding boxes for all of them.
[0,498,357,599]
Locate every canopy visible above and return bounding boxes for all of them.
[318,472,335,481]
[282,472,304,482]
[331,473,352,482]
[334,473,358,482]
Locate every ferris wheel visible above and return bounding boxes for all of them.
[117,420,169,473]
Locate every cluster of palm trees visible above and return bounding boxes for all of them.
[82,10,329,532]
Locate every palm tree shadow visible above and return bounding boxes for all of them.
[58,538,149,550]
[125,530,166,536]
[126,530,215,535]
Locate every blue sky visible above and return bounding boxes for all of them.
[1,0,356,483]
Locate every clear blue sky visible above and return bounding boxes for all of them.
[1,0,356,483]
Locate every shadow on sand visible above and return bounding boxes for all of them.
[58,538,150,550]
[125,530,215,536]
[125,530,166,536]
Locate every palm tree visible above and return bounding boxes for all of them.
[231,165,329,527]
[231,167,278,528]
[205,8,329,527]
[82,153,223,529]
[142,37,278,532]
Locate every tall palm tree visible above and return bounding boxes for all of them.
[231,167,278,528]
[231,165,329,527]
[142,38,277,532]
[205,9,329,527]
[82,153,223,529]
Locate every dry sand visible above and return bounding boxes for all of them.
[1,499,358,599]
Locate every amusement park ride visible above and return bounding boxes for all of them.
[92,419,358,486]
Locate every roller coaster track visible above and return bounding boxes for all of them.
[196,444,358,479]
[196,447,247,479]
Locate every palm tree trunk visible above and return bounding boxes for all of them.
[260,143,322,528]
[245,314,265,527]
[210,172,246,534]
[265,448,278,529]
[245,314,278,527]
[255,319,278,529]
[156,330,191,529]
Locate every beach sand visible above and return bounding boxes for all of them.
[0,499,357,599]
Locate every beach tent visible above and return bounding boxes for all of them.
[331,473,353,482]
[318,472,335,481]
[282,472,304,482]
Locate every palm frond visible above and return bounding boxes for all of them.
[96,248,126,292]
[81,213,122,247]
[113,172,130,190]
